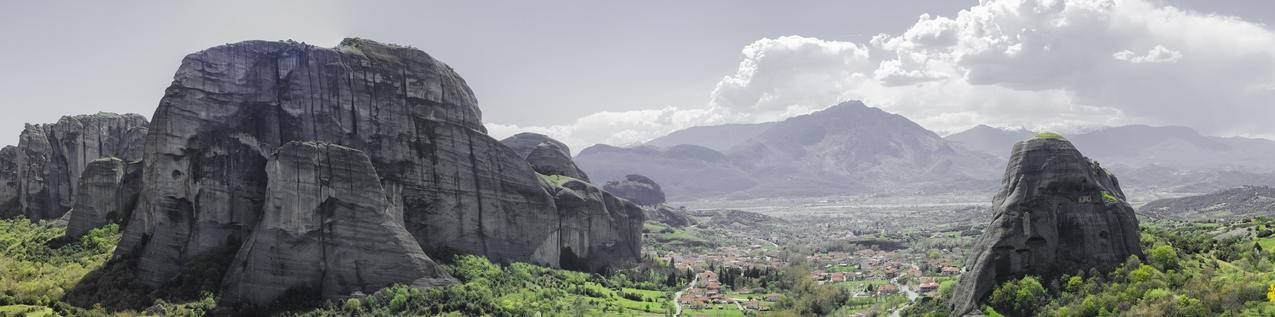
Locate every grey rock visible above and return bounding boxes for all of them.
[113,39,639,295]
[501,133,589,181]
[948,136,1142,316]
[219,142,453,305]
[642,206,694,228]
[603,174,665,206]
[543,176,643,272]
[65,158,142,238]
[0,146,18,218]
[14,113,147,220]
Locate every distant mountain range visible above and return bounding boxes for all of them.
[576,101,1001,200]
[946,124,1275,192]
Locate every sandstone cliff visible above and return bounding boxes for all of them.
[542,175,643,273]
[0,146,18,218]
[501,132,590,181]
[13,113,147,220]
[603,174,666,206]
[220,142,453,305]
[948,136,1142,316]
[65,158,142,238]
[109,39,641,301]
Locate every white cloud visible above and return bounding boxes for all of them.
[490,0,1275,151]
[1113,45,1183,63]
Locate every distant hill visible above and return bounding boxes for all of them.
[574,144,757,200]
[1140,185,1275,220]
[946,124,1275,193]
[644,122,775,152]
[576,101,1001,200]
[945,124,1034,157]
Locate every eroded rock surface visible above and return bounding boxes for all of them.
[112,39,639,296]
[65,158,142,238]
[14,113,147,220]
[948,137,1142,316]
[603,174,665,206]
[0,146,18,218]
[501,132,589,181]
[543,176,643,272]
[220,142,453,305]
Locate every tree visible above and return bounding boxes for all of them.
[987,276,1047,316]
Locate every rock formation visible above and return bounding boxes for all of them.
[542,175,643,272]
[13,113,147,220]
[603,174,666,206]
[948,136,1143,316]
[109,38,641,300]
[643,206,694,228]
[501,132,589,181]
[65,158,142,238]
[0,146,18,218]
[220,142,453,305]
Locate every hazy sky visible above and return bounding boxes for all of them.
[2,0,1273,149]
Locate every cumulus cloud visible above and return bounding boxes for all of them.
[1113,45,1184,64]
[490,0,1275,151]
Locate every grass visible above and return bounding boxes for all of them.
[1101,191,1121,205]
[683,303,747,317]
[1035,132,1065,139]
[0,305,54,317]
[1258,236,1275,251]
[538,173,575,187]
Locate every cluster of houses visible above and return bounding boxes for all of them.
[677,271,777,312]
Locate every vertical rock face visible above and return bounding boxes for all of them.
[114,39,638,295]
[949,136,1142,316]
[602,174,666,206]
[544,177,643,272]
[0,146,18,218]
[13,113,148,220]
[65,158,142,238]
[500,132,590,181]
[220,142,453,305]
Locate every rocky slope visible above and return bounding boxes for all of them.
[108,39,641,304]
[13,113,147,220]
[65,158,142,238]
[603,174,665,206]
[1139,185,1275,220]
[220,142,453,305]
[500,132,590,181]
[949,136,1143,316]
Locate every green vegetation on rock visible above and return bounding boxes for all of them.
[1035,132,1066,139]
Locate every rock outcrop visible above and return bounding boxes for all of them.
[542,175,643,272]
[949,136,1143,316]
[643,206,694,228]
[65,158,142,238]
[603,174,666,206]
[501,132,589,181]
[13,113,147,220]
[0,146,18,218]
[220,142,453,305]
[110,39,641,299]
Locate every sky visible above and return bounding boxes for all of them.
[1,1,1273,151]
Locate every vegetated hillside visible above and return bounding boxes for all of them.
[1140,185,1275,220]
[643,122,775,152]
[577,101,1002,200]
[905,218,1275,316]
